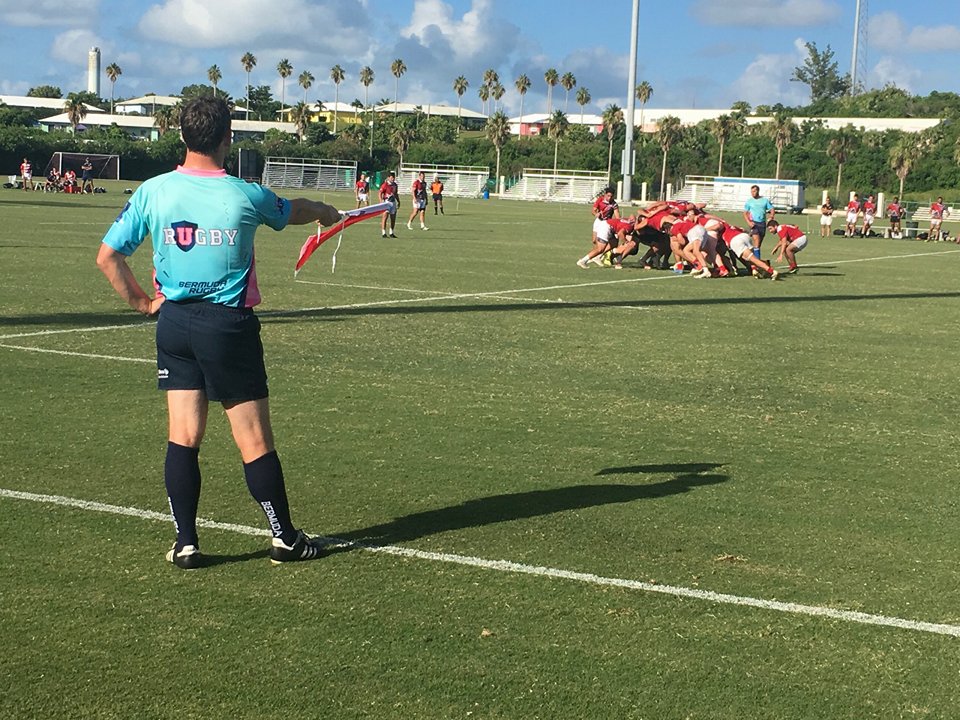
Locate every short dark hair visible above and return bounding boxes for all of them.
[180,97,232,156]
[750,185,759,192]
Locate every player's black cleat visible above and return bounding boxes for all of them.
[166,544,204,570]
[269,530,328,564]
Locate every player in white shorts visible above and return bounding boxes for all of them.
[578,187,619,267]
[819,197,833,237]
[768,220,807,274]
[720,224,779,279]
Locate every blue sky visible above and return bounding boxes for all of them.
[1,0,958,114]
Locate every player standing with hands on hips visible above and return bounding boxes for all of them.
[96,97,341,569]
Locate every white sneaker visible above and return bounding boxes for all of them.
[421,225,428,230]
[381,230,386,237]
[576,258,589,269]
[589,255,604,266]
[406,222,412,230]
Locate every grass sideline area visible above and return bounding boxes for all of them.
[2,187,960,718]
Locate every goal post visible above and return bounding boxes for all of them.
[45,152,120,180]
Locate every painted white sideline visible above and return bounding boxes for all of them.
[2,487,958,639]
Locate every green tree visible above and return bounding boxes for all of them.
[635,81,652,130]
[655,115,683,200]
[482,68,499,89]
[710,114,739,176]
[298,70,314,105]
[453,75,469,128]
[485,111,511,189]
[576,87,591,125]
[478,84,490,115]
[767,111,794,180]
[247,85,277,121]
[827,125,858,197]
[153,105,176,136]
[290,101,312,143]
[546,109,569,174]
[28,85,63,98]
[391,58,406,113]
[601,104,623,180]
[241,52,257,120]
[560,72,577,112]
[390,117,417,167]
[277,58,293,114]
[515,74,531,129]
[63,97,87,132]
[105,64,122,114]
[544,68,559,114]
[329,65,344,132]
[490,83,505,113]
[791,42,851,102]
[889,136,921,198]
[207,65,222,96]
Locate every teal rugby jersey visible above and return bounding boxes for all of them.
[102,167,291,307]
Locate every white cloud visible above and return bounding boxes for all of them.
[138,0,371,55]
[692,0,840,27]
[729,38,810,107]
[870,11,960,53]
[50,29,105,65]
[0,0,99,27]
[869,56,921,92]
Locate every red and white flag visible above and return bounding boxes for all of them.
[295,201,393,275]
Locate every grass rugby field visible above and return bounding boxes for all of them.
[2,185,959,719]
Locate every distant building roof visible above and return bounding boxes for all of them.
[39,112,296,136]
[116,94,181,107]
[373,101,487,119]
[0,95,104,112]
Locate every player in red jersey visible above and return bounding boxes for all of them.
[355,172,370,208]
[720,225,779,279]
[929,196,947,241]
[19,158,33,191]
[768,220,807,274]
[407,171,429,230]
[860,194,876,237]
[845,193,861,237]
[378,171,400,237]
[886,196,904,238]
[578,187,619,268]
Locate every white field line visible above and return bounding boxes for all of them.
[0,321,153,341]
[294,279,552,304]
[0,343,152,363]
[2,487,958,639]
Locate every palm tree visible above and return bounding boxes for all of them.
[360,66,375,110]
[560,72,576,111]
[391,58,406,113]
[153,105,176,136]
[482,68,499,89]
[711,114,738,176]
[827,125,857,197]
[635,80,652,131]
[601,104,623,180]
[655,115,683,200]
[767,111,793,180]
[329,65,344,133]
[64,98,87,132]
[546,109,569,175]
[478,84,490,115]
[298,70,314,105]
[485,111,511,191]
[490,83,505,113]
[390,121,417,167]
[277,58,293,115]
[241,52,257,120]
[105,63,122,114]
[575,87,591,125]
[453,75,469,127]
[544,68,559,113]
[290,101,312,143]
[207,65,222,96]
[515,74,531,136]
[889,137,921,199]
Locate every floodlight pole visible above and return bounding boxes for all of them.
[620,0,640,205]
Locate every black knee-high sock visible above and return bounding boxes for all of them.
[165,442,201,549]
[243,451,296,545]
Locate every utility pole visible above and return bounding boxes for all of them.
[850,0,868,94]
[620,0,640,205]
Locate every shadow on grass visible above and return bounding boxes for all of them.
[331,467,728,548]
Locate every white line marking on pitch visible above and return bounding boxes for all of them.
[2,487,958,639]
[0,321,153,341]
[294,279,551,304]
[0,343,153,363]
